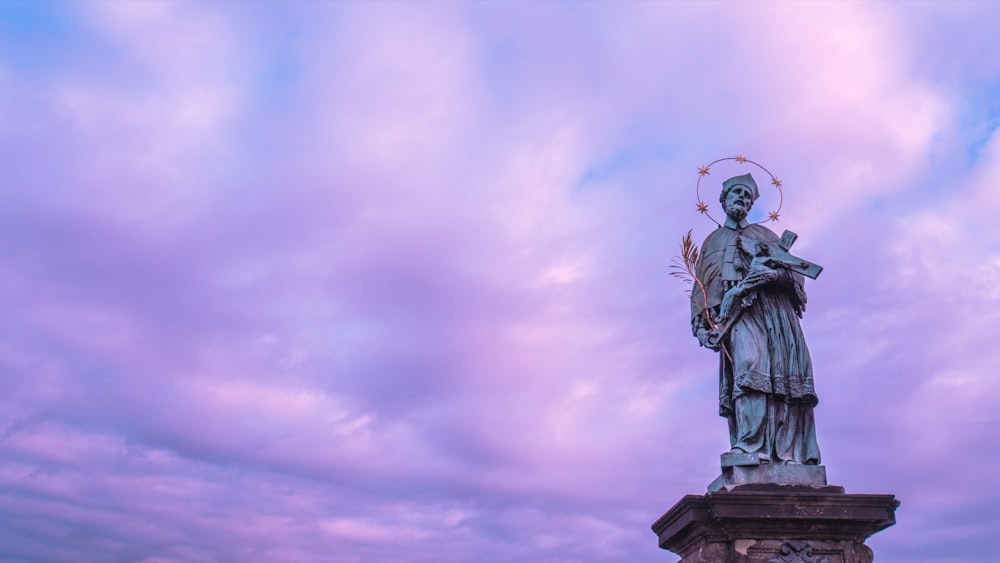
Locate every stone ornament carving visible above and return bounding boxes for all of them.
[766,541,829,563]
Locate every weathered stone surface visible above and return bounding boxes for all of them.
[721,451,761,467]
[651,489,898,563]
[708,464,838,492]
[766,540,830,562]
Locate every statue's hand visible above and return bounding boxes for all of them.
[741,260,779,290]
[718,286,741,324]
[696,327,722,351]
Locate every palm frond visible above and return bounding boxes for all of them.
[669,230,700,282]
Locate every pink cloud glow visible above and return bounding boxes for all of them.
[2,1,999,561]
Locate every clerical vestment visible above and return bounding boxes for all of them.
[690,223,818,418]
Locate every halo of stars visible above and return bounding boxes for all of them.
[694,155,785,226]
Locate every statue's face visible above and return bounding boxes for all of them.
[723,185,754,221]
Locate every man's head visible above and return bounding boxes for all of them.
[720,173,759,222]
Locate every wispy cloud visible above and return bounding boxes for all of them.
[1,1,998,561]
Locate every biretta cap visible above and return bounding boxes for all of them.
[721,173,759,201]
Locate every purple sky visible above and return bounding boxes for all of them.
[2,2,999,561]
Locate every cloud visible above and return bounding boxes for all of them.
[2,1,999,561]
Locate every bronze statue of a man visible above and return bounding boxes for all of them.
[691,173,820,465]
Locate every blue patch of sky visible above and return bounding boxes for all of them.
[477,34,529,119]
[0,2,90,74]
[960,93,1000,165]
[577,147,639,189]
[907,79,1000,215]
[962,103,1000,164]
[251,27,303,115]
[867,198,888,216]
[574,136,686,196]
[0,2,142,97]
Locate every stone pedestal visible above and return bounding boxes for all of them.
[651,484,899,563]
[709,463,837,492]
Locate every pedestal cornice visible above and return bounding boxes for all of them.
[652,488,899,563]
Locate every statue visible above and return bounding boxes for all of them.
[687,172,821,466]
[656,159,898,563]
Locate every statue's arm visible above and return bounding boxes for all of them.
[715,256,776,322]
[739,259,808,316]
[741,256,781,290]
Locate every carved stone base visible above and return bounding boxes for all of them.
[709,464,842,492]
[651,488,898,563]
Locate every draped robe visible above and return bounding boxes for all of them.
[690,221,821,464]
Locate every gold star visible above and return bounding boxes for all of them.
[771,177,782,188]
[698,165,710,176]
[735,155,747,163]
[768,210,780,221]
[697,201,709,213]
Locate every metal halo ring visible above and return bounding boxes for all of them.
[695,155,784,226]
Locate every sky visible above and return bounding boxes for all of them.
[1,1,999,561]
